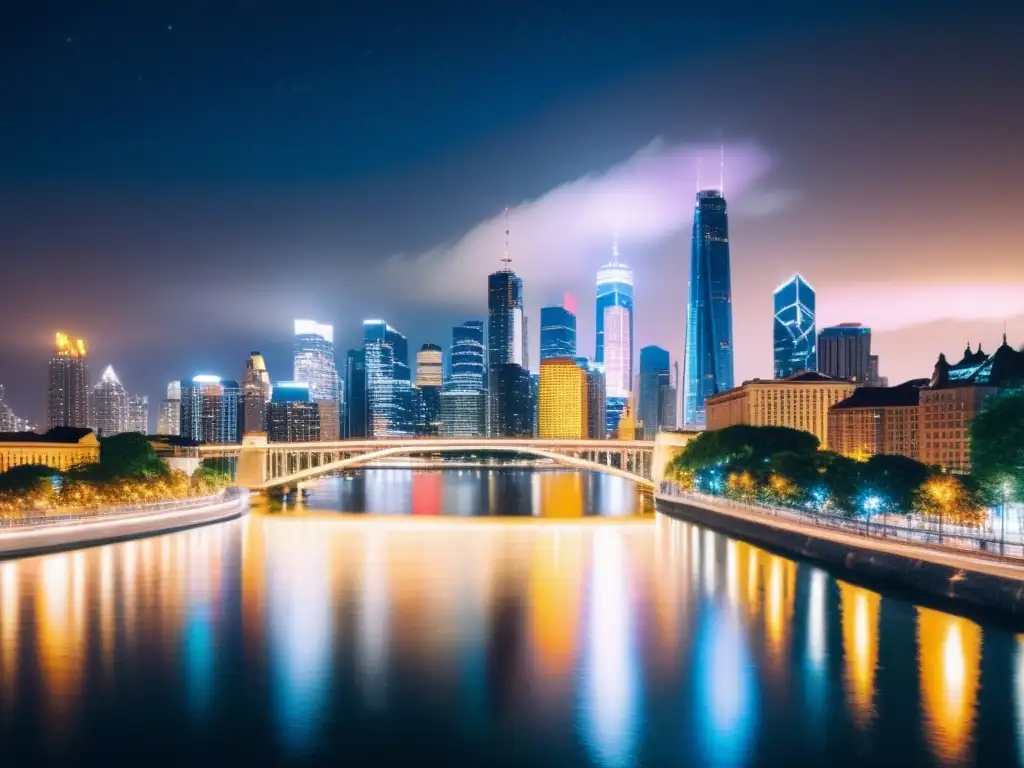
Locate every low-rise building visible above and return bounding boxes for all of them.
[828,379,928,460]
[0,428,100,473]
[705,372,856,449]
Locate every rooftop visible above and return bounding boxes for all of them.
[0,427,97,445]
[830,379,930,410]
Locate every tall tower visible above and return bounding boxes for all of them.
[540,297,577,361]
[48,332,89,429]
[442,321,487,437]
[595,241,634,435]
[293,320,340,402]
[416,343,443,436]
[242,351,272,434]
[363,319,413,437]
[91,365,129,437]
[487,211,527,436]
[773,274,817,379]
[683,189,734,426]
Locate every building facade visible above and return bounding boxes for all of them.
[345,349,367,438]
[91,365,129,437]
[0,428,100,473]
[364,320,414,437]
[0,385,34,433]
[540,304,577,361]
[818,323,875,384]
[440,390,486,437]
[415,343,443,436]
[180,375,241,444]
[595,248,634,403]
[242,351,272,434]
[773,273,817,378]
[638,345,676,438]
[157,381,181,436]
[494,363,533,437]
[127,394,149,434]
[705,372,856,449]
[488,269,527,436]
[828,379,928,460]
[266,381,321,443]
[293,320,340,403]
[581,362,607,440]
[538,358,588,439]
[684,190,734,427]
[48,333,89,430]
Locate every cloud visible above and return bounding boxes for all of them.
[379,139,773,308]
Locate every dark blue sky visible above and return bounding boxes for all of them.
[1,1,1021,426]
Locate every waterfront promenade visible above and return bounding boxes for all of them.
[0,488,249,559]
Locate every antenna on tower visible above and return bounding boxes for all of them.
[696,150,702,192]
[612,223,620,263]
[719,133,725,194]
[501,206,511,269]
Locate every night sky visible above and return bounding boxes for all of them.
[2,2,1022,426]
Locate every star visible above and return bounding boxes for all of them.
[167,24,174,32]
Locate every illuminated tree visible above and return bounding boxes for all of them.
[914,475,987,527]
[970,390,1024,502]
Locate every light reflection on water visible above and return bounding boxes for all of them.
[0,469,1018,765]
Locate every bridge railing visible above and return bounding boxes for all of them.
[658,482,1024,561]
[0,490,238,530]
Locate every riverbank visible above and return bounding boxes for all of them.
[0,488,249,560]
[656,492,1024,620]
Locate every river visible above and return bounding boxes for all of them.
[0,468,1020,766]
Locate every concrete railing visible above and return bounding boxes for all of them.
[0,490,231,529]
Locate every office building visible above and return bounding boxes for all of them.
[157,381,181,436]
[488,265,527,435]
[529,371,539,437]
[705,372,856,449]
[494,363,533,437]
[578,361,607,439]
[595,245,634,402]
[48,332,89,429]
[683,190,734,426]
[127,394,149,434]
[242,351,272,434]
[828,379,929,461]
[773,274,817,378]
[293,319,340,402]
[415,344,443,436]
[180,375,241,444]
[818,323,878,385]
[364,320,414,437]
[91,365,129,437]
[267,381,321,443]
[345,349,367,438]
[441,321,487,437]
[638,345,676,438]
[0,428,99,473]
[538,358,588,439]
[540,301,577,361]
[416,344,443,387]
[615,395,642,440]
[0,385,34,433]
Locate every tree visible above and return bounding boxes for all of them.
[860,454,934,514]
[913,475,987,528]
[817,451,862,514]
[671,425,819,474]
[0,464,59,494]
[971,390,1024,502]
[99,433,168,479]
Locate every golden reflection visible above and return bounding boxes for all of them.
[917,607,981,766]
[529,530,582,681]
[763,555,796,668]
[1,561,18,703]
[37,553,85,734]
[540,473,585,518]
[838,581,880,728]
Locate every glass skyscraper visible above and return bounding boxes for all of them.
[773,274,817,378]
[818,323,875,384]
[494,363,532,437]
[179,375,241,444]
[638,345,675,438]
[683,189,734,426]
[540,305,577,361]
[594,247,634,400]
[344,349,367,438]
[48,333,89,429]
[487,269,526,436]
[363,320,414,437]
[442,321,486,437]
[242,351,272,434]
[91,365,129,437]
[293,320,341,437]
[267,381,320,443]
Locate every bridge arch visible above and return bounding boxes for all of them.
[240,442,654,490]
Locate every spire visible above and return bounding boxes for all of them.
[500,206,511,270]
[611,229,620,264]
[696,150,701,192]
[101,365,120,384]
[719,140,724,194]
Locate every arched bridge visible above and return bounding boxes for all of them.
[199,437,661,490]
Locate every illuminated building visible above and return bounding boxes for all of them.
[638,345,676,438]
[90,365,129,437]
[773,274,817,378]
[415,343,443,387]
[179,375,241,444]
[919,337,1024,472]
[440,390,486,437]
[828,379,928,460]
[683,190,734,426]
[705,372,856,449]
[293,320,340,403]
[0,385,34,432]
[595,245,634,404]
[48,333,89,430]
[416,344,443,436]
[538,358,587,439]
[442,321,486,437]
[488,265,527,436]
[127,394,148,434]
[363,320,414,437]
[818,323,878,385]
[540,301,577,361]
[579,361,606,439]
[494,363,532,437]
[615,394,641,439]
[242,352,272,434]
[316,401,339,442]
[0,428,99,473]
[344,349,366,438]
[157,381,181,436]
[267,382,320,443]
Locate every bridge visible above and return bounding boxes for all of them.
[199,436,665,490]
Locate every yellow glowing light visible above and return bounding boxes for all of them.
[839,581,881,729]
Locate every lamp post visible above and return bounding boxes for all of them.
[1002,479,1012,557]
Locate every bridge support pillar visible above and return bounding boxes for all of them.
[237,432,269,488]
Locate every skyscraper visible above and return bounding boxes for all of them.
[127,394,149,434]
[538,358,588,439]
[91,365,129,437]
[180,375,241,444]
[242,351,272,434]
[293,320,340,402]
[488,267,527,435]
[157,381,181,436]
[494,363,532,437]
[576,359,607,439]
[48,332,89,429]
[267,381,321,443]
[595,245,634,400]
[773,274,817,378]
[364,320,414,437]
[818,323,875,384]
[344,349,367,438]
[442,321,487,437]
[0,385,34,432]
[683,189,734,426]
[416,344,443,436]
[540,300,577,361]
[638,345,676,438]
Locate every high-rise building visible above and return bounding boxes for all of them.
[0,385,35,432]
[450,321,486,390]
[157,381,181,436]
[48,332,89,429]
[494,363,532,437]
[818,323,875,384]
[576,360,607,439]
[683,190,734,427]
[364,320,414,437]
[293,320,340,402]
[416,344,443,387]
[180,375,241,444]
[242,351,272,434]
[91,365,129,437]
[127,394,149,434]
[638,345,676,438]
[344,349,367,438]
[415,344,443,436]
[488,265,527,436]
[267,381,321,443]
[595,245,634,401]
[773,274,817,378]
[440,390,486,437]
[538,358,587,439]
[540,302,577,361]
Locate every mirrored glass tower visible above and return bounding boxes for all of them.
[773,274,817,378]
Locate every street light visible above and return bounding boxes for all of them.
[1002,479,1013,556]
[862,494,881,535]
